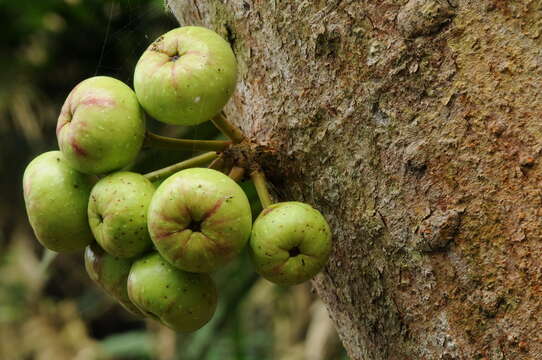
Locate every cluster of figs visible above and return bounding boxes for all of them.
[22,26,332,332]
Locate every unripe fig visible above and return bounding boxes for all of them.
[88,172,154,258]
[56,76,145,174]
[127,252,218,332]
[249,202,332,286]
[134,26,237,125]
[84,243,143,316]
[23,151,94,252]
[147,168,252,273]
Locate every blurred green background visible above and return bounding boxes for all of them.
[0,1,346,359]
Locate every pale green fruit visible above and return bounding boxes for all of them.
[88,172,154,258]
[56,76,145,174]
[147,168,252,273]
[22,151,94,252]
[134,26,237,125]
[84,243,143,316]
[249,202,332,286]
[127,252,217,332]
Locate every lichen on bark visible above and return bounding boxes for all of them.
[168,1,542,359]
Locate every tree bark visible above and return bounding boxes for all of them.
[167,1,542,359]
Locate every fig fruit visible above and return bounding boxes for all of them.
[127,252,218,332]
[23,151,94,252]
[84,243,143,316]
[134,26,237,125]
[56,76,145,174]
[147,168,252,273]
[88,172,154,258]
[249,202,332,286]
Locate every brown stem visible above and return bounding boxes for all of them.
[208,155,226,172]
[211,112,245,144]
[144,152,218,182]
[228,166,246,182]
[145,131,231,152]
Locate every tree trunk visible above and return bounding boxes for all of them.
[166,1,542,359]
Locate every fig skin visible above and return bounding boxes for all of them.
[147,168,252,273]
[22,151,94,252]
[56,76,145,174]
[249,202,332,286]
[134,26,237,125]
[127,252,218,332]
[84,243,143,316]
[88,172,154,258]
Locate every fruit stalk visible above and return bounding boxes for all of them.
[228,166,245,182]
[208,155,226,171]
[145,131,231,152]
[144,152,218,182]
[38,249,58,274]
[250,169,273,209]
[211,113,245,144]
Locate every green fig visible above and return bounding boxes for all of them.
[134,26,237,125]
[147,168,252,273]
[88,172,154,258]
[56,76,145,174]
[127,252,218,332]
[84,243,143,316]
[22,151,94,252]
[249,202,332,286]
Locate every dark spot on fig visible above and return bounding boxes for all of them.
[97,213,104,223]
[170,55,180,62]
[289,246,301,257]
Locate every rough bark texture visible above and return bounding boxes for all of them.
[167,1,542,359]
